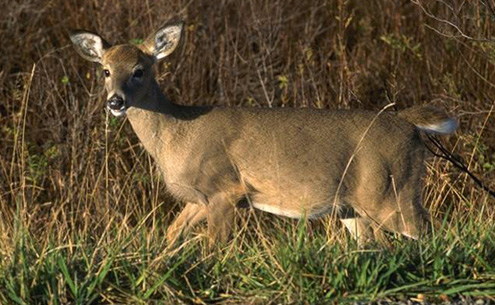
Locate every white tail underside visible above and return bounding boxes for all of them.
[415,118,458,134]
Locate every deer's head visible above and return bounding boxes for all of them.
[70,22,183,116]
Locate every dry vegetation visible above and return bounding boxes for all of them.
[1,0,495,304]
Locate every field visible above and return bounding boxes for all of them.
[1,0,495,304]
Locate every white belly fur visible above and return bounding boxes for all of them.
[252,202,303,218]
[252,202,333,219]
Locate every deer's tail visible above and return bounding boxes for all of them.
[398,106,458,134]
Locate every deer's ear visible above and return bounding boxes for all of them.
[143,22,183,60]
[70,30,110,63]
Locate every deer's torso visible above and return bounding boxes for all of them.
[127,104,425,221]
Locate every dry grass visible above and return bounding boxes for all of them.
[1,0,495,304]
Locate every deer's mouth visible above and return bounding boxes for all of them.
[109,106,126,117]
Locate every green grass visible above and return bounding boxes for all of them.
[1,205,494,304]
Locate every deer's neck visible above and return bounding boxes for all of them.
[125,80,177,162]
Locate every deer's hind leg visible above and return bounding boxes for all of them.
[355,196,430,242]
[340,217,373,244]
[338,206,390,246]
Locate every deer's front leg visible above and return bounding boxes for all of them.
[167,202,207,245]
[206,194,236,246]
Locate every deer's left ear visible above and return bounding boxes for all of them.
[70,30,110,63]
[143,22,183,60]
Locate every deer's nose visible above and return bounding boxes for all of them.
[107,95,125,110]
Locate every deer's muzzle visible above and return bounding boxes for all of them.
[107,95,126,117]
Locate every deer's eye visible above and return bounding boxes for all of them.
[133,69,144,78]
[103,69,110,77]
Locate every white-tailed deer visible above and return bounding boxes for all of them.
[70,22,458,246]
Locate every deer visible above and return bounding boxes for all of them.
[70,21,458,246]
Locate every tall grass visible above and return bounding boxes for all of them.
[1,0,495,303]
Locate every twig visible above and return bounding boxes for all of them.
[425,134,495,199]
[411,0,494,42]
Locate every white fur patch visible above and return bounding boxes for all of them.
[154,24,183,60]
[416,118,458,134]
[252,203,302,219]
[252,202,334,219]
[109,107,126,117]
[71,32,106,62]
[340,219,359,239]
[80,34,104,58]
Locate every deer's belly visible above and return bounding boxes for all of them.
[250,197,336,219]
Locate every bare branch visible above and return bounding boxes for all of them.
[411,0,494,42]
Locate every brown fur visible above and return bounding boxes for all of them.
[399,106,453,127]
[70,23,458,246]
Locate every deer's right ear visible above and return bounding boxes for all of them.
[70,30,110,63]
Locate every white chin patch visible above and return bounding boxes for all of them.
[109,107,126,117]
